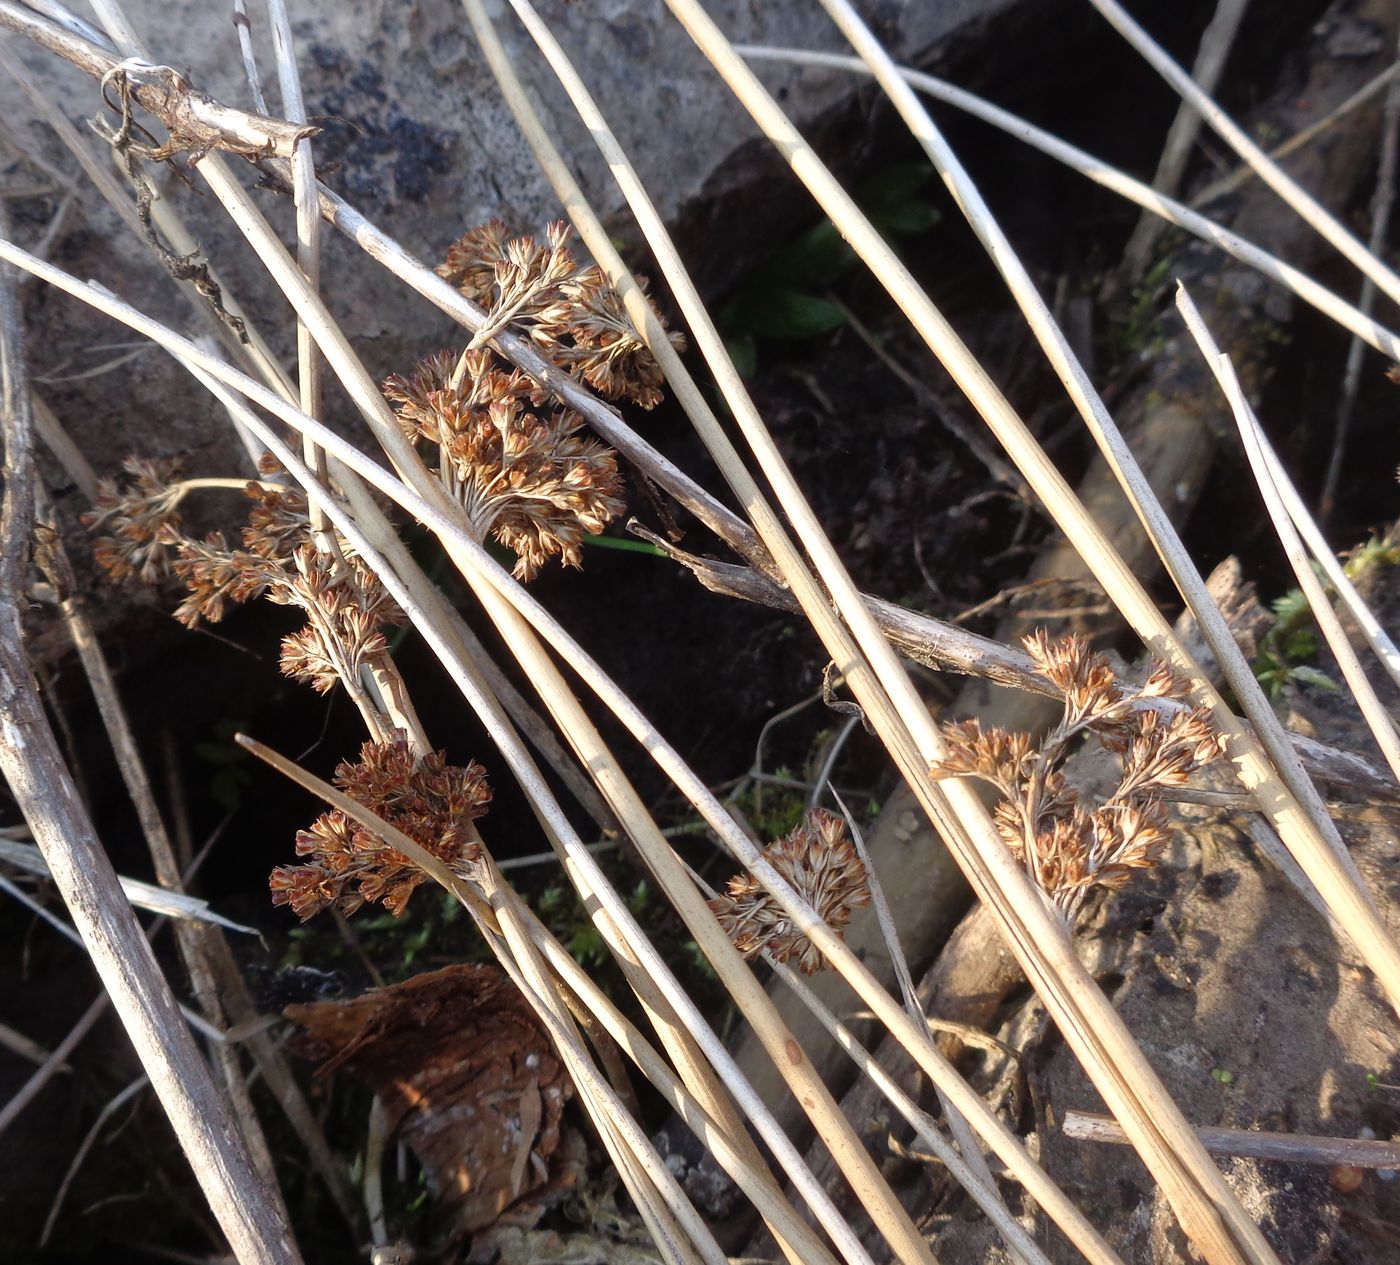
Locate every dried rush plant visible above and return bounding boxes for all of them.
[74,207,1233,1265]
[17,2,1400,1259]
[86,221,645,915]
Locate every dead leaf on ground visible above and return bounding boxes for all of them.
[287,963,575,1250]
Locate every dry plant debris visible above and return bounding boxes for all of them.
[708,807,872,974]
[437,219,684,409]
[269,734,490,920]
[931,631,1224,921]
[286,964,574,1250]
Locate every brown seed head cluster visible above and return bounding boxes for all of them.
[932,631,1223,922]
[437,218,684,409]
[83,455,187,584]
[384,347,625,580]
[270,733,491,920]
[88,467,405,706]
[708,808,871,974]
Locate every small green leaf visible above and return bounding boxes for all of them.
[1289,664,1340,692]
[873,200,942,235]
[355,914,401,932]
[683,939,718,982]
[757,219,855,285]
[210,766,251,812]
[1210,1067,1234,1085]
[859,161,934,205]
[582,533,666,558]
[728,288,848,341]
[859,162,941,235]
[571,924,607,967]
[726,333,757,379]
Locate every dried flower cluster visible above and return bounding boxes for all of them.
[83,455,187,583]
[270,733,491,919]
[438,218,684,409]
[384,347,625,579]
[709,808,871,974]
[931,631,1224,921]
[87,465,404,702]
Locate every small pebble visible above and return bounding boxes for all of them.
[1331,1165,1364,1194]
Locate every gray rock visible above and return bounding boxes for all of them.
[2,0,1010,507]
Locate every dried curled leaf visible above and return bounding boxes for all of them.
[709,808,871,974]
[287,964,576,1250]
[270,733,490,919]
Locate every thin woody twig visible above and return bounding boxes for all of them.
[1116,0,1250,288]
[1064,1110,1400,1169]
[0,2,310,160]
[0,992,106,1140]
[0,206,298,1264]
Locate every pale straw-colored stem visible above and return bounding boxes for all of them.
[1321,31,1400,523]
[670,0,1400,1068]
[463,580,925,1265]
[34,496,289,1217]
[1174,292,1400,786]
[1253,442,1400,691]
[237,736,726,1265]
[266,0,335,550]
[496,3,1276,1260]
[758,926,1060,1265]
[230,0,266,114]
[1192,59,1400,206]
[734,45,1400,362]
[200,293,1117,1263]
[0,218,299,1265]
[158,347,873,1264]
[1117,0,1249,286]
[1089,0,1400,310]
[8,235,1122,1260]
[30,391,99,499]
[835,788,1017,1257]
[810,0,1376,911]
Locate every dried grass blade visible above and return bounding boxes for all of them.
[1174,293,1400,786]
[0,214,299,1265]
[166,364,873,1265]
[503,1,1276,1257]
[0,838,254,932]
[733,45,1400,362]
[812,0,1390,984]
[0,224,1208,1265]
[1089,0,1400,309]
[236,736,732,1265]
